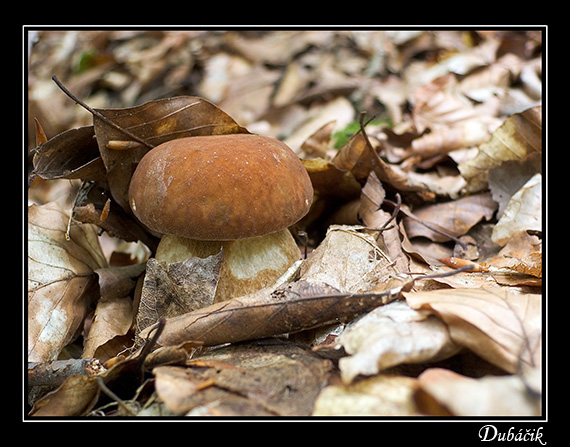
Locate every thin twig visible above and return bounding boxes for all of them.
[52,75,154,149]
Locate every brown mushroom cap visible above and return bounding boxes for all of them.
[128,134,313,240]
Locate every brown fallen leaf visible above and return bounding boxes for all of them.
[403,192,497,243]
[82,297,134,363]
[458,105,542,192]
[416,367,541,416]
[405,288,541,373]
[135,253,223,344]
[138,279,402,348]
[32,125,107,183]
[155,341,333,416]
[336,300,459,383]
[412,73,500,134]
[492,173,541,246]
[28,202,107,362]
[487,230,542,278]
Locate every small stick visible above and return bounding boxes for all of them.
[28,358,106,387]
[51,75,154,150]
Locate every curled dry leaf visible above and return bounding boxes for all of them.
[28,202,107,362]
[405,288,542,373]
[313,374,420,416]
[337,301,460,384]
[32,125,106,183]
[139,279,402,348]
[458,105,542,192]
[416,367,541,416]
[492,173,541,246]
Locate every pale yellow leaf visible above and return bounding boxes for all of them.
[405,288,541,373]
[28,202,107,362]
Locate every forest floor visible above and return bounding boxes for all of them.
[27,28,543,419]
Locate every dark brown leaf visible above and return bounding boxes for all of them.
[93,96,249,211]
[138,279,403,348]
[32,125,106,182]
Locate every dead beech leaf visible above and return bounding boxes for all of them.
[492,173,541,246]
[32,125,106,182]
[139,279,401,348]
[458,105,542,192]
[416,367,541,416]
[93,96,249,211]
[313,374,420,416]
[171,341,333,416]
[405,288,541,373]
[299,225,396,293]
[403,192,497,242]
[82,297,134,362]
[28,202,107,362]
[412,73,500,133]
[337,301,459,384]
[135,253,223,343]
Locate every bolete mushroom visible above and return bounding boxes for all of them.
[128,134,313,303]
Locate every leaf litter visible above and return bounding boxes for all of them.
[27,29,544,417]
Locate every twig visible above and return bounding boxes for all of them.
[28,358,106,387]
[96,377,137,416]
[51,75,154,150]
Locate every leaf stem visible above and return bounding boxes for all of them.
[51,75,154,149]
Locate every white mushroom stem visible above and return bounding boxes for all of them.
[155,228,301,303]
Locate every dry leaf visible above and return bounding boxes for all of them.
[28,202,107,362]
[458,106,542,192]
[299,224,396,293]
[416,367,541,416]
[492,173,541,246]
[139,279,401,348]
[313,374,420,416]
[337,301,459,383]
[32,125,106,182]
[405,288,541,373]
[403,192,497,242]
[487,231,542,277]
[82,297,134,362]
[135,252,223,342]
[412,73,500,133]
[155,342,333,416]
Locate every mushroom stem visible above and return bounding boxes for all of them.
[155,228,301,303]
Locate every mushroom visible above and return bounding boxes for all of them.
[128,134,313,303]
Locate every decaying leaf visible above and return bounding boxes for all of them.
[32,125,106,182]
[313,374,420,416]
[403,192,497,242]
[135,252,223,343]
[28,202,107,362]
[415,367,541,416]
[405,288,541,373]
[337,300,459,384]
[299,224,397,293]
[138,279,402,348]
[155,341,333,416]
[458,106,542,192]
[492,173,541,246]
